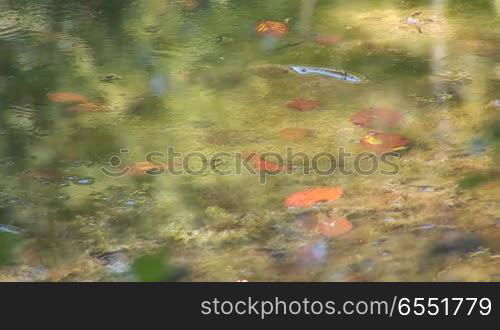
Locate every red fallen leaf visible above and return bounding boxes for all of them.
[287,99,320,112]
[360,132,409,154]
[245,152,290,173]
[285,187,343,208]
[314,216,353,237]
[128,162,169,177]
[255,21,289,38]
[314,35,342,45]
[351,107,402,129]
[47,92,89,104]
[279,127,312,141]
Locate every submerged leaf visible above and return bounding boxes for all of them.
[47,92,89,104]
[287,99,320,112]
[360,132,409,153]
[245,152,290,173]
[285,187,343,208]
[254,158,289,173]
[129,162,168,177]
[255,21,288,38]
[351,107,403,129]
[314,216,353,237]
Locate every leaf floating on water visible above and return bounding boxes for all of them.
[351,107,403,129]
[255,21,289,38]
[287,99,320,112]
[285,187,343,208]
[279,127,312,141]
[47,92,89,104]
[360,132,409,154]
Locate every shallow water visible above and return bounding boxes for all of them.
[0,0,499,281]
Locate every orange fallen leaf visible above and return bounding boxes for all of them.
[255,21,289,38]
[314,216,353,237]
[287,99,320,112]
[360,132,409,154]
[129,162,168,177]
[279,127,312,141]
[47,92,89,104]
[285,187,343,208]
[351,107,402,129]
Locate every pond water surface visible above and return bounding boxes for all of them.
[0,0,499,281]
